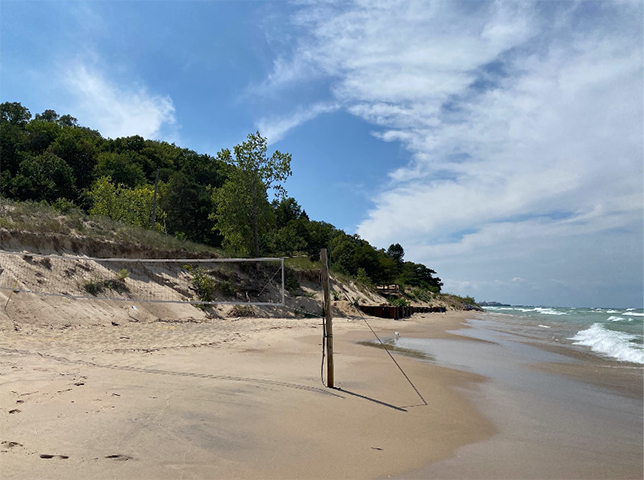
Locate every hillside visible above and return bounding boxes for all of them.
[1,103,444,296]
[0,202,474,335]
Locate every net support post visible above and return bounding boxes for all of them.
[321,248,334,388]
[281,257,285,306]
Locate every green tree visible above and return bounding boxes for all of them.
[306,220,337,260]
[88,176,163,229]
[211,132,291,257]
[400,261,443,291]
[274,197,302,228]
[33,109,79,128]
[377,253,399,285]
[269,222,307,255]
[57,114,79,127]
[25,120,62,154]
[10,152,76,202]
[48,129,99,191]
[34,109,60,123]
[94,151,146,188]
[1,102,31,126]
[160,171,222,246]
[387,243,405,265]
[0,103,31,180]
[268,197,311,255]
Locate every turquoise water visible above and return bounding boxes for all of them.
[482,306,644,364]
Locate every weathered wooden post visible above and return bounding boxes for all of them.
[321,248,334,388]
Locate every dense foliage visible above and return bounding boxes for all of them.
[211,132,291,257]
[0,102,442,291]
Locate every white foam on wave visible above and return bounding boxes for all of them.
[571,323,644,364]
[606,310,619,313]
[607,316,628,322]
[534,307,567,316]
[538,324,551,329]
[623,312,644,317]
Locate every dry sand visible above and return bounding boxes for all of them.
[1,306,642,479]
[1,310,494,479]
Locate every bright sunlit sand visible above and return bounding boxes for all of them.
[1,310,641,479]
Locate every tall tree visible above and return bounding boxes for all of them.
[94,151,146,188]
[34,109,60,123]
[160,171,222,246]
[10,152,76,202]
[274,197,302,228]
[0,102,31,126]
[387,243,405,265]
[47,129,99,191]
[211,132,291,257]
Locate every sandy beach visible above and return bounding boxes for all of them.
[1,308,642,479]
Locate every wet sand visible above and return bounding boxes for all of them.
[393,316,643,480]
[1,310,642,479]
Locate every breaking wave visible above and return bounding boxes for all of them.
[571,323,644,364]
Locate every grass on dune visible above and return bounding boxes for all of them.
[0,198,222,255]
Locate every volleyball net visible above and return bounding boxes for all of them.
[0,251,285,306]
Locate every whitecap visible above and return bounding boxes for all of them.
[538,324,551,329]
[606,310,619,313]
[607,316,626,322]
[623,312,644,317]
[534,307,567,315]
[571,323,644,364]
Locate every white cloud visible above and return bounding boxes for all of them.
[260,0,643,306]
[63,63,177,141]
[257,101,339,144]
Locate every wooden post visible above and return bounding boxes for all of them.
[321,248,334,388]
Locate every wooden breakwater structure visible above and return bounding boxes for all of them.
[358,305,446,320]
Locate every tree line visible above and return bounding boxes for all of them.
[0,102,442,292]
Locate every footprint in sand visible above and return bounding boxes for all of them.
[8,409,21,414]
[40,454,69,459]
[1,441,23,448]
[105,454,133,461]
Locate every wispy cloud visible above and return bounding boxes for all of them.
[257,101,339,144]
[259,0,643,305]
[63,63,177,141]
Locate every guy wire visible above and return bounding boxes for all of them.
[281,298,427,403]
[348,294,428,406]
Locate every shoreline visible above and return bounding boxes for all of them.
[392,312,643,480]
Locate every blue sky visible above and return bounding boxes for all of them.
[1,0,642,307]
